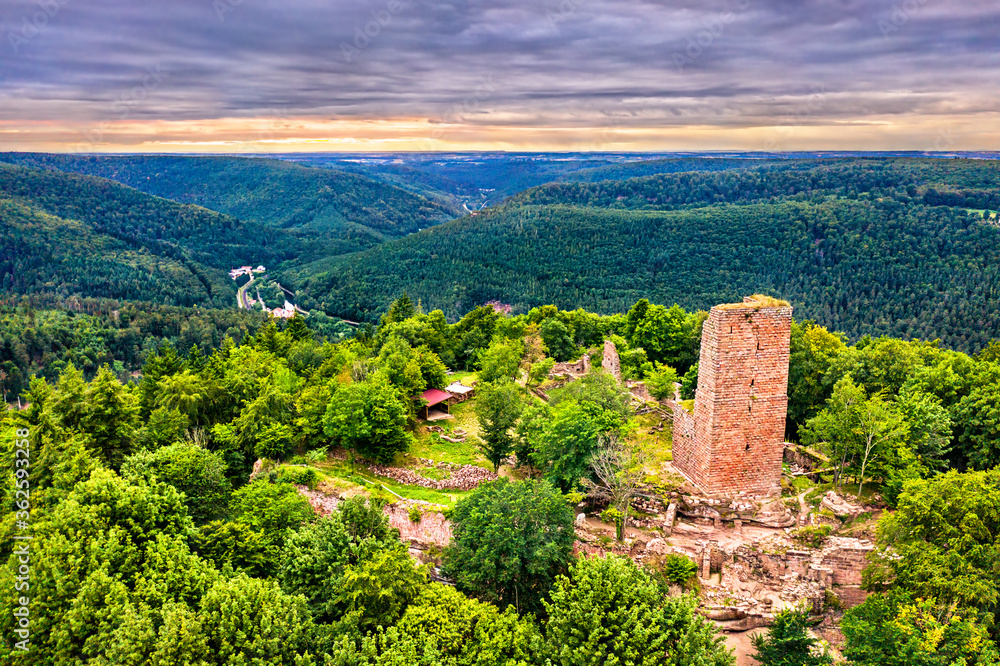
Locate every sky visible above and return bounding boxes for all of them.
[1,0,999,153]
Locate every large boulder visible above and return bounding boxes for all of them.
[820,491,866,519]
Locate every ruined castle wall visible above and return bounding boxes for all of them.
[670,400,699,478]
[821,542,872,587]
[602,340,622,381]
[674,299,792,496]
[385,503,453,549]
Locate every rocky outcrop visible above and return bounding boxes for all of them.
[385,502,453,549]
[820,491,867,520]
[295,485,341,516]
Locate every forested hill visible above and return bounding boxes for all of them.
[524,158,1000,210]
[295,158,1000,351]
[557,156,786,183]
[0,153,459,255]
[0,163,295,308]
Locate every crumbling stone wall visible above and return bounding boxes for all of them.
[385,503,453,549]
[673,296,792,496]
[671,400,697,476]
[550,353,590,377]
[627,380,652,402]
[783,444,829,472]
[602,340,622,381]
[821,539,872,586]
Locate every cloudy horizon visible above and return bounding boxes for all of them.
[2,0,999,153]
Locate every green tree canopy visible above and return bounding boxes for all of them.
[475,381,524,472]
[121,442,232,524]
[751,608,833,666]
[542,554,733,666]
[443,478,575,615]
[842,590,999,666]
[863,468,1000,615]
[323,375,412,464]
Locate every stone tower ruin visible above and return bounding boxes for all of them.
[671,295,792,497]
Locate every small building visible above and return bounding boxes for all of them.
[418,388,453,421]
[269,307,296,319]
[229,266,253,279]
[445,381,475,403]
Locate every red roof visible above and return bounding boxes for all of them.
[420,389,452,407]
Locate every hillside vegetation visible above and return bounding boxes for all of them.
[297,158,1000,351]
[4,294,1000,664]
[0,163,312,308]
[0,153,458,255]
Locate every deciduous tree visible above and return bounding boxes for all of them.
[475,381,524,472]
[443,479,575,614]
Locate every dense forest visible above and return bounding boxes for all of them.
[295,158,1000,351]
[0,154,457,256]
[2,296,1000,664]
[0,301,272,398]
[0,163,301,309]
[3,154,999,350]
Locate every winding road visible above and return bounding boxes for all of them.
[236,274,254,310]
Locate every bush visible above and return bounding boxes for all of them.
[662,553,699,585]
[600,507,624,541]
[409,506,423,523]
[275,465,320,489]
[443,478,575,615]
[121,442,232,524]
[791,524,832,548]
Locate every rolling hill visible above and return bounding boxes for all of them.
[0,163,301,307]
[0,153,458,255]
[293,158,1000,351]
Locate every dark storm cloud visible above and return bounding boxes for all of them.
[1,0,998,130]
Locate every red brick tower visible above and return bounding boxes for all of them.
[673,296,792,497]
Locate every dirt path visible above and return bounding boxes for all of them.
[723,629,764,666]
[797,489,809,525]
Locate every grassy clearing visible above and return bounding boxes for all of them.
[409,401,489,468]
[630,411,674,483]
[447,370,478,386]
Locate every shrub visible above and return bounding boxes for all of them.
[275,465,320,489]
[408,506,423,523]
[600,507,624,541]
[662,553,699,585]
[791,524,832,548]
[442,478,575,615]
